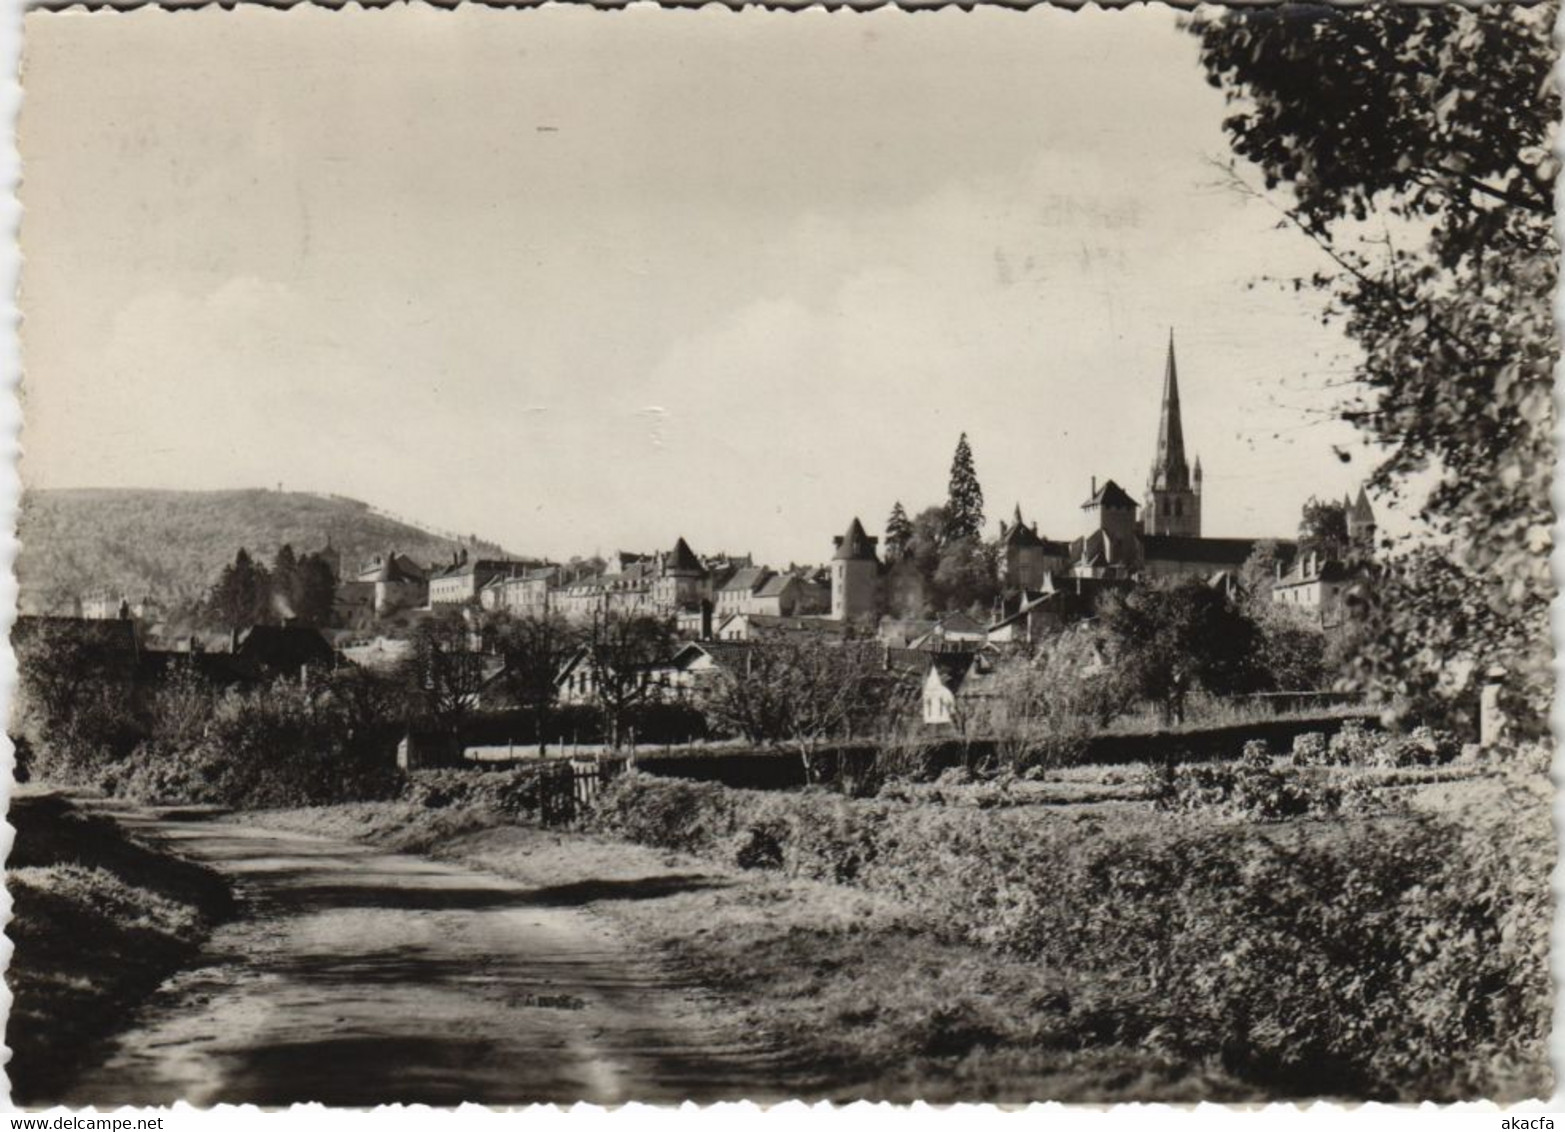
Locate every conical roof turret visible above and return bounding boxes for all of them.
[1001,503,1043,547]
[1350,485,1376,525]
[832,517,880,561]
[666,536,704,576]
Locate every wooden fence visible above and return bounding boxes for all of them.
[536,756,627,826]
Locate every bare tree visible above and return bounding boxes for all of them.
[488,610,580,756]
[700,635,904,782]
[584,610,674,748]
[987,625,1127,770]
[400,608,488,734]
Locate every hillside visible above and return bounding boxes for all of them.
[16,488,520,615]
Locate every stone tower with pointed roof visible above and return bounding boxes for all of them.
[1346,485,1377,547]
[1144,330,1203,538]
[831,517,880,622]
[998,504,1053,591]
[652,536,710,616]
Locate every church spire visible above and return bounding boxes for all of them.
[1151,329,1189,492]
[1145,330,1202,537]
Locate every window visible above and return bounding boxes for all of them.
[1174,498,1183,517]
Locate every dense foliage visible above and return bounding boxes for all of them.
[589,770,1551,1100]
[1297,497,1349,557]
[887,504,1000,618]
[1097,579,1266,722]
[12,621,408,808]
[982,625,1130,768]
[1190,4,1557,733]
[199,544,336,630]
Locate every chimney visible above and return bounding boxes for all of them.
[230,626,241,653]
[1091,475,1098,497]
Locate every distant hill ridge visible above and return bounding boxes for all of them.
[16,487,522,615]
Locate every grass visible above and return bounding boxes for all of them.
[1099,694,1372,736]
[6,791,234,1105]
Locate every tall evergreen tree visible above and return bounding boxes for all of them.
[292,554,338,626]
[208,548,271,632]
[272,544,299,618]
[884,501,914,562]
[944,433,985,544]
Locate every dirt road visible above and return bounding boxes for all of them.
[62,807,794,1106]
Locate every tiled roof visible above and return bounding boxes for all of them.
[666,537,705,575]
[671,640,754,671]
[755,573,797,598]
[832,518,879,562]
[1000,505,1043,548]
[1143,535,1293,567]
[743,614,849,636]
[1082,479,1139,510]
[720,566,771,593]
[1277,556,1354,586]
[234,625,337,672]
[878,618,937,645]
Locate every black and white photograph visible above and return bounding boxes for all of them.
[6,0,1558,1110]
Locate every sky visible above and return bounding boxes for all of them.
[19,4,1378,566]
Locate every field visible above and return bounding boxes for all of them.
[255,751,1553,1103]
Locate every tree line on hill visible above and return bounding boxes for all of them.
[16,488,515,619]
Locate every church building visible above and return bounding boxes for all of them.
[1068,332,1292,582]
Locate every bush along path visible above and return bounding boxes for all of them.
[582,769,1554,1102]
[6,792,235,1106]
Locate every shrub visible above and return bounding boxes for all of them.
[1241,739,1271,766]
[734,822,786,870]
[1328,720,1379,765]
[1412,726,1461,764]
[404,766,558,819]
[1151,760,1343,822]
[586,775,743,854]
[1290,732,1328,766]
[874,733,944,784]
[113,680,402,809]
[1135,757,1179,805]
[586,772,1551,1099]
